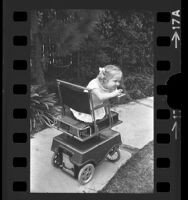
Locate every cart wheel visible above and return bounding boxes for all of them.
[106,148,120,162]
[51,152,61,168]
[78,163,95,185]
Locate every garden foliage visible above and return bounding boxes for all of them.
[30,9,154,133]
[30,85,62,134]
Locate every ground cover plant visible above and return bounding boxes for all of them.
[99,141,154,193]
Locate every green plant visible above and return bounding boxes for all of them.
[124,73,153,100]
[30,85,62,134]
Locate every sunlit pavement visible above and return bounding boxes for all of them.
[112,97,153,149]
[30,97,153,193]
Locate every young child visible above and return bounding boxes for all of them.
[70,65,124,123]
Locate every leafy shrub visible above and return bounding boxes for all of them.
[124,73,153,100]
[30,85,62,135]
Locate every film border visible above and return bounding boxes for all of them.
[3,0,181,199]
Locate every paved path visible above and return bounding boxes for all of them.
[30,128,131,193]
[30,97,153,193]
[112,97,153,149]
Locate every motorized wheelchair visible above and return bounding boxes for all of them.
[51,79,123,185]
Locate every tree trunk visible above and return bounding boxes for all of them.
[31,34,46,85]
[35,35,46,85]
[76,52,80,81]
[30,10,46,85]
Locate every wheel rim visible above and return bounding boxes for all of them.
[52,152,60,167]
[78,164,95,185]
[107,149,120,162]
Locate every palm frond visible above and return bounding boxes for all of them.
[30,85,62,134]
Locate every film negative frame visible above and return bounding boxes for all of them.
[3,0,181,199]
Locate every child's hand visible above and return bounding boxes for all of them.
[113,89,123,97]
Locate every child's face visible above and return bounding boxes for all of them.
[104,72,122,91]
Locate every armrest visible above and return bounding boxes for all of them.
[110,93,126,104]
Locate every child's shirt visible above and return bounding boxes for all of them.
[70,78,109,123]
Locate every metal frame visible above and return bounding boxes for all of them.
[56,79,113,134]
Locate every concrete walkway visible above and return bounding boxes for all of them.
[112,97,153,149]
[30,97,153,193]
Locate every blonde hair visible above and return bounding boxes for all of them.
[97,65,123,86]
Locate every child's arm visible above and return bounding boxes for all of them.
[92,88,123,101]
